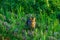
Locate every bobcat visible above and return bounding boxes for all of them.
[26,17,36,29]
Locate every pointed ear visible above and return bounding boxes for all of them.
[33,17,36,21]
[34,17,36,20]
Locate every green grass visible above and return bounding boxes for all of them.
[0,0,60,40]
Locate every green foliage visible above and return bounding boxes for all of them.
[0,0,60,40]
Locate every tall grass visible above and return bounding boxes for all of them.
[0,0,60,40]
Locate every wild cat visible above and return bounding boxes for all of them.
[26,17,36,29]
